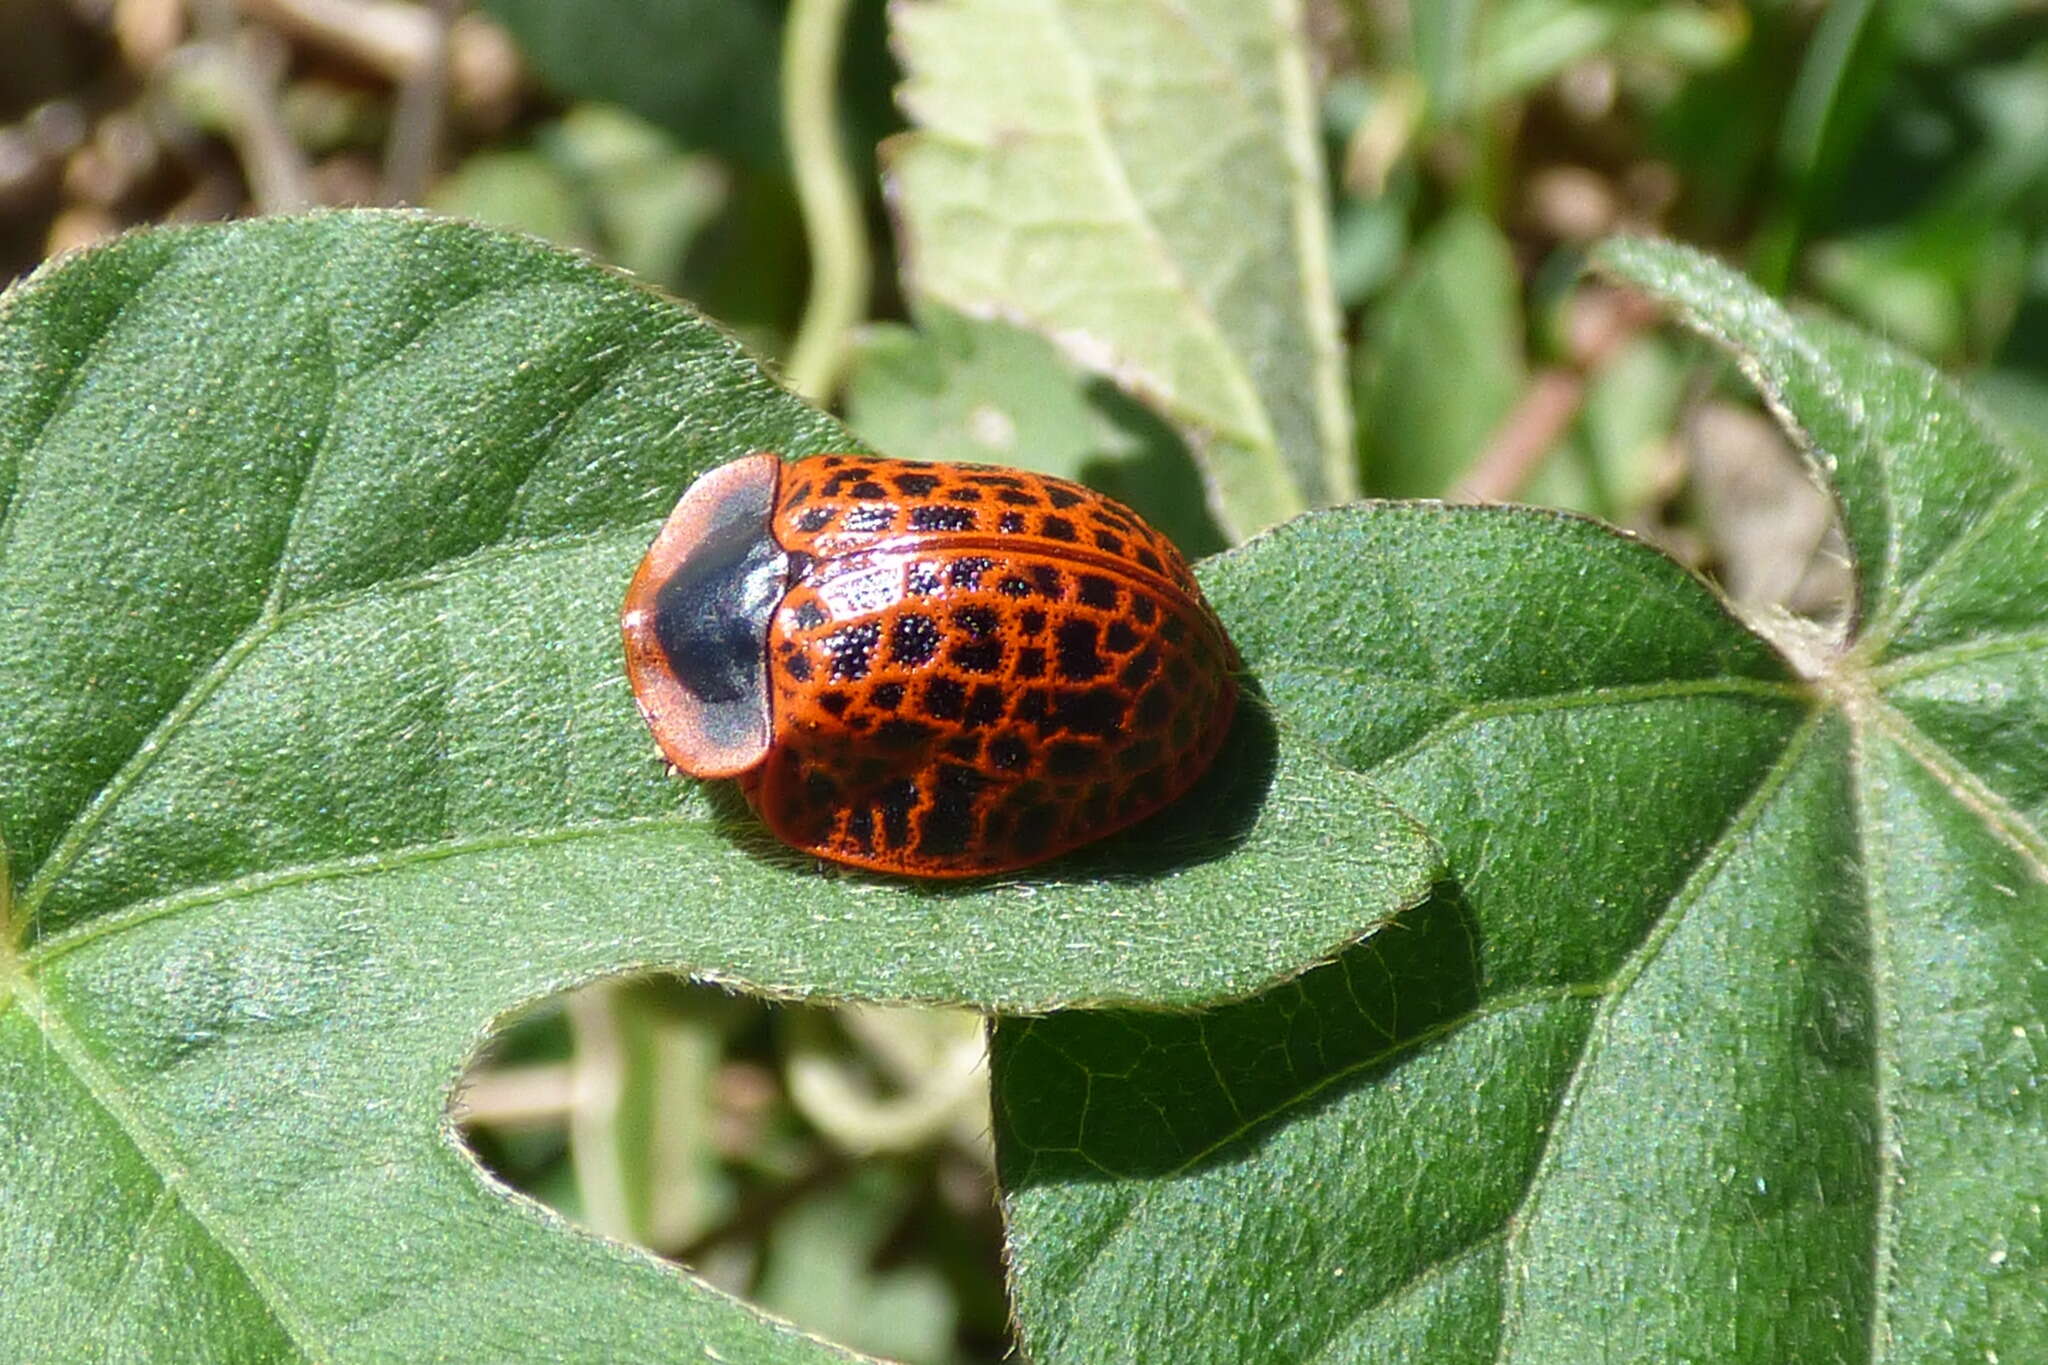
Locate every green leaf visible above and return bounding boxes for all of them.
[995,237,2047,1361]
[0,212,1438,1359]
[1356,208,1525,497]
[886,0,1356,538]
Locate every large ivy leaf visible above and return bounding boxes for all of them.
[994,239,2047,1361]
[887,0,1355,538]
[0,212,1437,1360]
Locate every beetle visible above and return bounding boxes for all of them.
[621,452,1237,878]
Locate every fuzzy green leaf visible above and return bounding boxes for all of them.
[994,239,2047,1362]
[0,213,1436,1360]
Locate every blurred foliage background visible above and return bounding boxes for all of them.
[2,0,2042,1359]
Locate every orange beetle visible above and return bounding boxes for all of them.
[621,453,1237,878]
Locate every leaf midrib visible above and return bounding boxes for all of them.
[24,811,702,970]
[5,972,316,1360]
[10,263,652,925]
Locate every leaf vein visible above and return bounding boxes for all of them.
[0,246,190,563]
[1490,712,1829,1360]
[14,979,317,1358]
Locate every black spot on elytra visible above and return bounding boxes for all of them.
[1117,736,1161,772]
[1019,608,1047,634]
[1013,802,1056,857]
[1011,689,1049,726]
[998,575,1033,598]
[792,599,828,631]
[951,638,1004,674]
[918,763,992,857]
[1044,485,1084,509]
[824,623,880,681]
[1052,686,1124,739]
[946,486,982,502]
[1077,575,1117,609]
[890,614,942,666]
[1093,530,1124,554]
[1030,564,1062,598]
[870,681,905,711]
[877,779,918,847]
[877,717,937,747]
[1047,741,1098,778]
[1055,620,1105,680]
[1130,595,1158,625]
[783,481,813,509]
[996,487,1040,507]
[850,480,888,500]
[1014,646,1046,679]
[1162,614,1189,644]
[965,684,1006,728]
[988,734,1029,771]
[784,652,813,683]
[846,805,875,852]
[1136,684,1170,731]
[910,504,977,532]
[1040,515,1077,542]
[894,473,941,497]
[953,605,998,638]
[966,473,1026,488]
[818,690,853,717]
[923,676,967,721]
[1133,546,1164,575]
[906,562,943,596]
[999,512,1026,534]
[841,505,895,533]
[946,734,982,762]
[949,557,995,589]
[1104,620,1140,653]
[1117,646,1158,688]
[797,507,835,534]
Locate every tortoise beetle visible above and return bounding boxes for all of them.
[621,453,1237,877]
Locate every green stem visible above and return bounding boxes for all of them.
[782,0,871,404]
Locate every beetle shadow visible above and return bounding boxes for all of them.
[696,678,1281,889]
[989,874,1487,1185]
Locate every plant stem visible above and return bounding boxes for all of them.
[781,0,870,404]
[382,0,463,204]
